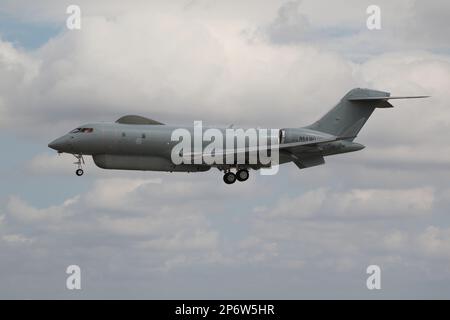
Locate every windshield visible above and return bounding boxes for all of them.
[69,128,94,134]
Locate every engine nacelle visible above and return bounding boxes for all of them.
[279,128,320,144]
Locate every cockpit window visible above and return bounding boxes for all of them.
[69,128,94,134]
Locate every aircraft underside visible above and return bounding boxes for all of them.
[69,152,317,184]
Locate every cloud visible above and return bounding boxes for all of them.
[26,152,77,175]
[382,230,409,251]
[0,171,449,298]
[356,145,450,170]
[417,226,450,258]
[0,96,6,126]
[262,0,311,44]
[404,1,450,49]
[138,229,219,251]
[261,187,434,219]
[1,4,448,166]
[1,0,450,298]
[264,188,326,218]
[84,178,163,211]
[257,0,450,55]
[2,176,224,247]
[7,195,78,224]
[0,2,359,134]
[0,176,225,280]
[331,188,434,218]
[2,233,35,245]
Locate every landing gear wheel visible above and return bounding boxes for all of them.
[236,169,249,182]
[73,154,85,177]
[223,172,236,184]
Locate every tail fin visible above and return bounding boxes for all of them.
[306,88,429,139]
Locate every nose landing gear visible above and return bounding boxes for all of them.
[73,154,85,176]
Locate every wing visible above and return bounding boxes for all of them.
[182,135,352,163]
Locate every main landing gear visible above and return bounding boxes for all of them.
[223,169,249,184]
[73,154,85,176]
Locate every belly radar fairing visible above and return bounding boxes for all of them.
[48,88,429,184]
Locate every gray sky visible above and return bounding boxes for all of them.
[1,0,450,299]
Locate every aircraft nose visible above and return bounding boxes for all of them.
[48,136,67,151]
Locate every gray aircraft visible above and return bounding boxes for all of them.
[48,88,428,184]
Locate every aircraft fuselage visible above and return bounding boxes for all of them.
[49,122,363,173]
[48,88,427,183]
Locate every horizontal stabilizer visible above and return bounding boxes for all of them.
[348,94,429,109]
[116,115,164,125]
[348,96,429,101]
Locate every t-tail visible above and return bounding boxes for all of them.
[306,88,429,140]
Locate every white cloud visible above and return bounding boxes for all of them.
[1,0,450,298]
[2,175,224,255]
[377,226,450,260]
[7,195,78,223]
[84,178,163,211]
[382,230,409,251]
[138,229,219,251]
[0,96,6,127]
[266,188,327,218]
[260,187,434,219]
[357,146,450,169]
[331,187,434,218]
[417,226,450,258]
[26,152,77,175]
[1,7,356,134]
[1,5,449,174]
[2,233,35,245]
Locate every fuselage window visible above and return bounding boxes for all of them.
[122,132,126,137]
[142,133,146,139]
